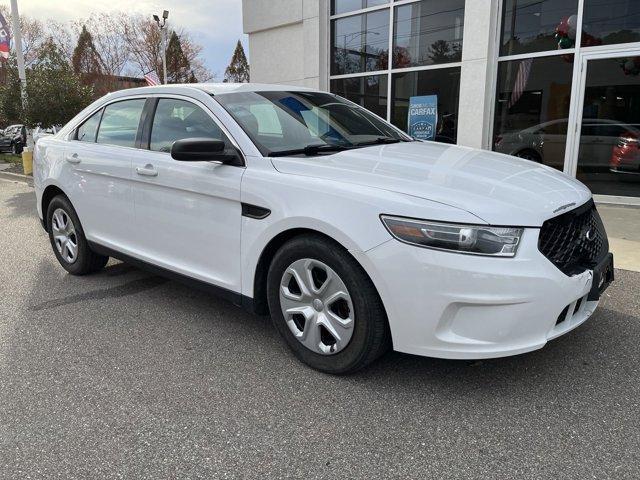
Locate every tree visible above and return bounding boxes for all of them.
[121,15,213,82]
[0,42,93,128]
[166,31,190,83]
[73,13,130,78]
[71,25,103,82]
[0,5,71,67]
[428,40,461,64]
[224,40,249,83]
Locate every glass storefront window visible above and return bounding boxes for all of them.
[493,56,574,170]
[331,10,390,75]
[500,0,578,56]
[332,0,388,16]
[582,0,640,47]
[330,75,388,119]
[391,68,461,143]
[576,57,640,197]
[393,0,464,68]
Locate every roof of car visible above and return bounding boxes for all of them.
[193,83,316,95]
[110,82,316,97]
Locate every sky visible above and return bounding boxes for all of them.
[5,0,247,79]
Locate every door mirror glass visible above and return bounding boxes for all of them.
[170,138,241,165]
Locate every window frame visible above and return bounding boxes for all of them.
[95,98,148,149]
[71,96,148,150]
[140,94,246,166]
[67,93,245,166]
[73,108,104,143]
[145,97,233,154]
[328,0,465,130]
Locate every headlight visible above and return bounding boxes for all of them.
[381,216,523,257]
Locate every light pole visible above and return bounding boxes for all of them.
[9,0,26,102]
[153,10,169,84]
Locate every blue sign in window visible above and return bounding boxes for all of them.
[408,95,438,141]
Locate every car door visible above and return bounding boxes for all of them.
[539,120,568,169]
[64,98,146,251]
[130,96,244,293]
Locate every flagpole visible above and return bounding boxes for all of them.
[9,0,26,103]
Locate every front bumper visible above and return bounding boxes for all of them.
[353,228,604,360]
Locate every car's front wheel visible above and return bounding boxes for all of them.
[267,235,390,374]
[46,195,109,275]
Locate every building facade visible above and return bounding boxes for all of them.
[243,0,640,203]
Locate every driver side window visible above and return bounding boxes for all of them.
[150,98,228,153]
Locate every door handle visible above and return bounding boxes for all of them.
[136,164,158,177]
[66,153,81,164]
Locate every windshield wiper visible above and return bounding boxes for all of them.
[268,144,351,157]
[353,136,406,147]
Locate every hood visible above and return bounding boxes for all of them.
[270,142,591,227]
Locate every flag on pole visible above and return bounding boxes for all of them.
[0,12,10,60]
[144,71,161,86]
[508,58,533,109]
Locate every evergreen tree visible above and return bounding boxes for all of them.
[166,31,191,83]
[0,42,93,127]
[71,25,103,80]
[224,40,249,83]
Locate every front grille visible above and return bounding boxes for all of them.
[538,200,609,276]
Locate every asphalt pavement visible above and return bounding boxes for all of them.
[1,179,639,479]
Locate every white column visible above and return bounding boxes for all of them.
[456,0,501,150]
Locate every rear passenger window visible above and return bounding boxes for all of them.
[150,99,227,153]
[96,99,146,148]
[76,110,102,142]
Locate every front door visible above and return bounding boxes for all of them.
[569,49,640,199]
[131,96,244,294]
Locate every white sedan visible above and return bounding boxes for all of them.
[33,83,614,374]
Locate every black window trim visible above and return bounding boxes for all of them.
[74,107,104,143]
[95,97,148,149]
[70,96,149,149]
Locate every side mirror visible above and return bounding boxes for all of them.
[170,138,243,166]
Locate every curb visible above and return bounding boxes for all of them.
[0,171,34,186]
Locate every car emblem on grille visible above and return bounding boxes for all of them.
[585,228,596,242]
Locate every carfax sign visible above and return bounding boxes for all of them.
[408,95,438,141]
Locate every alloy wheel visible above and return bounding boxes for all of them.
[51,208,78,264]
[279,258,354,355]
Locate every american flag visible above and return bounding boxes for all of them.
[0,12,10,60]
[144,71,161,86]
[508,59,533,109]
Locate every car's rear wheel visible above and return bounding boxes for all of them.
[47,195,109,275]
[10,143,18,155]
[267,235,389,374]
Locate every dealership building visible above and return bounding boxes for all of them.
[242,0,640,204]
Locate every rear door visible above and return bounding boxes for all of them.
[65,98,146,251]
[130,96,244,293]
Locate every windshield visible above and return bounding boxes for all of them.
[214,90,411,156]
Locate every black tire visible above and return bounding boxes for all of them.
[10,143,17,155]
[267,234,390,374]
[46,195,109,275]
